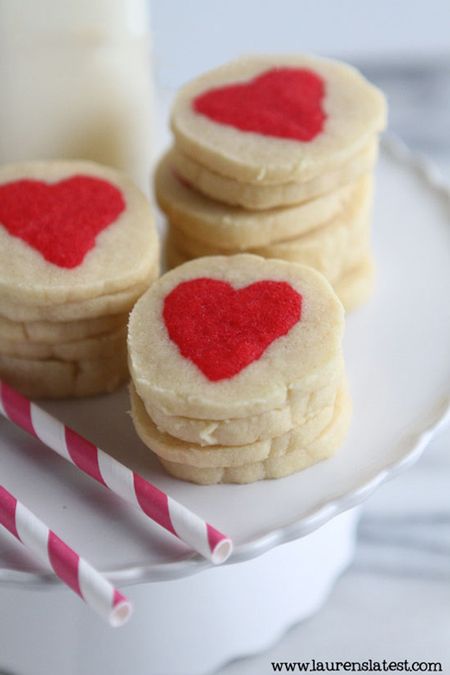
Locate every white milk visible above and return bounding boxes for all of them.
[0,0,154,192]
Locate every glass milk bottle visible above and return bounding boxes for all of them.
[0,0,154,192]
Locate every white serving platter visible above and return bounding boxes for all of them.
[0,138,449,587]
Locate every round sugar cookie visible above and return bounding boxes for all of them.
[130,382,337,468]
[156,152,357,249]
[128,254,344,420]
[159,386,352,484]
[0,312,127,345]
[144,373,340,446]
[168,175,372,284]
[0,271,157,322]
[335,256,375,312]
[0,350,128,399]
[171,54,386,184]
[171,140,378,210]
[0,160,159,305]
[0,326,126,361]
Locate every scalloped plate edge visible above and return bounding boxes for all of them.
[1,135,449,588]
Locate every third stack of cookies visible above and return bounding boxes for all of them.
[156,54,387,311]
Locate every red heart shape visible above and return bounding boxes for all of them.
[193,67,326,142]
[0,176,125,268]
[163,278,302,381]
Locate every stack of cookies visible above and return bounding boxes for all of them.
[157,54,387,311]
[128,254,350,485]
[0,160,159,398]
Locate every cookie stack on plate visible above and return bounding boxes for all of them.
[0,160,159,398]
[156,54,387,311]
[128,254,351,484]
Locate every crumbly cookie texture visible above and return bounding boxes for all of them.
[0,349,128,399]
[157,386,352,484]
[0,270,157,322]
[171,54,386,184]
[0,312,127,345]
[0,326,126,361]
[128,254,344,419]
[171,140,378,210]
[142,372,341,446]
[156,151,357,248]
[0,160,159,305]
[168,175,372,284]
[131,382,341,467]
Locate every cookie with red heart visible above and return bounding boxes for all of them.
[166,246,375,314]
[0,159,160,398]
[128,255,345,421]
[0,160,159,305]
[128,255,349,481]
[171,55,386,184]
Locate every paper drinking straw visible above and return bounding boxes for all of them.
[0,381,233,564]
[0,485,131,627]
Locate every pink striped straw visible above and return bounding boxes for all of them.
[0,381,233,564]
[0,485,132,627]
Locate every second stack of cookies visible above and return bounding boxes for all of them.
[157,54,387,311]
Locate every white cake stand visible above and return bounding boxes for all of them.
[0,140,449,675]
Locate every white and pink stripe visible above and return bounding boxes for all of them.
[0,485,131,626]
[0,381,232,564]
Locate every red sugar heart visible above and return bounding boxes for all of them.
[0,176,126,268]
[193,67,326,142]
[163,278,302,381]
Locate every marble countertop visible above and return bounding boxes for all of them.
[217,59,450,675]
